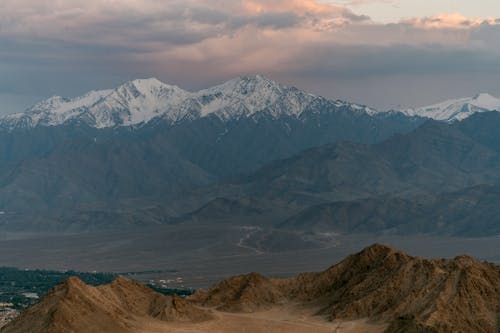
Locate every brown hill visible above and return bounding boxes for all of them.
[0,276,212,333]
[194,244,500,333]
[195,272,287,313]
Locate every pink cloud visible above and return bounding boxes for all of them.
[241,0,347,15]
[0,0,363,41]
[404,13,498,30]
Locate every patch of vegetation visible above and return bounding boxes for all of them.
[147,285,193,297]
[0,267,116,310]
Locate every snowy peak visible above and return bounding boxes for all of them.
[116,78,186,98]
[470,93,500,109]
[400,93,500,122]
[197,75,290,103]
[90,78,190,127]
[0,76,376,130]
[194,75,321,119]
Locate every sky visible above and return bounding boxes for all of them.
[326,0,500,23]
[2,0,500,114]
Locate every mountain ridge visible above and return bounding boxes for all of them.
[396,92,500,122]
[0,75,376,130]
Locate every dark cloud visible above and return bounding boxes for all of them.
[292,44,500,78]
[341,11,370,22]
[470,23,500,44]
[252,12,302,29]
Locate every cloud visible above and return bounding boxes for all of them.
[0,0,364,45]
[330,0,395,6]
[403,13,498,29]
[2,0,500,113]
[0,0,371,87]
[242,0,334,13]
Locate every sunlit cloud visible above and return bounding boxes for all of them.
[404,13,498,30]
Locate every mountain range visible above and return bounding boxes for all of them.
[2,244,499,333]
[1,76,500,236]
[0,76,375,130]
[1,76,499,130]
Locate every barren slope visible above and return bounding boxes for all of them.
[0,277,212,333]
[195,244,500,333]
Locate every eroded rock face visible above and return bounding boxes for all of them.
[194,272,287,313]
[193,244,500,333]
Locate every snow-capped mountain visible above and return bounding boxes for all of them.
[2,89,113,129]
[194,75,329,119]
[1,78,189,129]
[399,93,500,122]
[0,75,375,130]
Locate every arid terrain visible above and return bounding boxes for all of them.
[134,310,386,333]
[2,244,499,333]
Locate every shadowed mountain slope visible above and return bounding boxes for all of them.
[455,111,500,153]
[279,184,500,236]
[205,120,500,224]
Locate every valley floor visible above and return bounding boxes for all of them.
[136,307,386,333]
[0,224,499,288]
